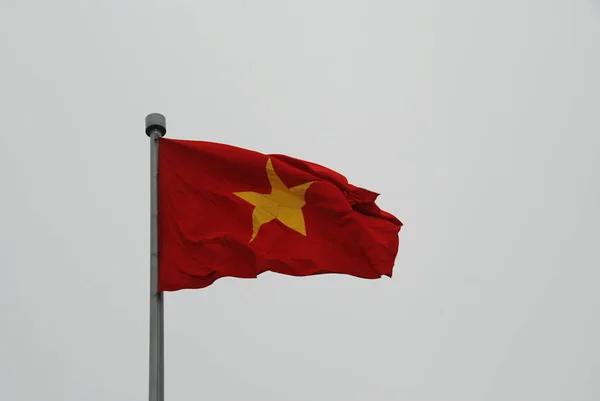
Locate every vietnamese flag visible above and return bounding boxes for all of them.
[158,138,402,291]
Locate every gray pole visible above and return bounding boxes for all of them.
[146,113,166,401]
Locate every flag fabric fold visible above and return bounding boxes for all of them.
[158,138,402,291]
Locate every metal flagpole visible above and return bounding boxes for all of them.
[146,113,166,401]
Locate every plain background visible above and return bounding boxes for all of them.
[1,1,599,400]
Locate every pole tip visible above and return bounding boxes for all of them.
[145,113,167,137]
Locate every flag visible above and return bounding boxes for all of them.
[158,138,402,291]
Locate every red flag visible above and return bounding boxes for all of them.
[158,138,402,291]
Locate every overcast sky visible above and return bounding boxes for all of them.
[1,1,600,400]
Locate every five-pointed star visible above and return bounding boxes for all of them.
[234,158,314,242]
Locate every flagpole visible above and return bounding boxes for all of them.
[146,113,166,401]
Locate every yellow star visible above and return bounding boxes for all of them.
[234,158,315,242]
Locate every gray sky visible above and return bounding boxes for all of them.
[1,1,599,400]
